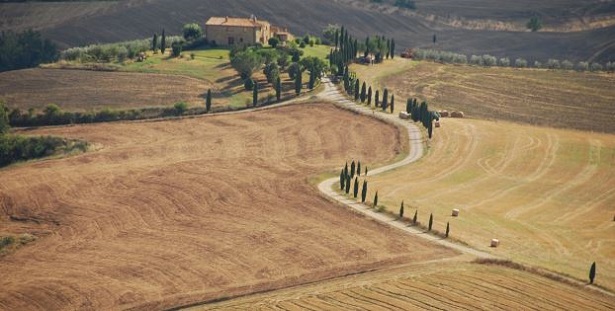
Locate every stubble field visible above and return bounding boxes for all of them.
[0,103,458,310]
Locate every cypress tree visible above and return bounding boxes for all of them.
[367,87,372,106]
[360,82,367,103]
[428,121,433,139]
[308,70,316,90]
[350,160,356,178]
[206,89,212,113]
[340,169,345,190]
[391,38,395,59]
[589,262,596,284]
[160,28,166,54]
[386,39,391,59]
[357,161,361,176]
[413,210,417,224]
[445,222,450,238]
[345,174,351,194]
[406,98,412,114]
[354,79,360,101]
[361,180,367,203]
[335,29,339,49]
[374,191,378,208]
[295,70,302,95]
[390,94,395,113]
[399,201,405,218]
[353,177,359,198]
[252,81,258,107]
[375,90,380,107]
[275,77,281,102]
[353,39,358,59]
[382,88,389,111]
[428,213,433,231]
[344,161,349,178]
[364,167,368,176]
[152,33,158,52]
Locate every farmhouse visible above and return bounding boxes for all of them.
[205,15,292,46]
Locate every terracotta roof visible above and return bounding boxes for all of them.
[205,17,269,28]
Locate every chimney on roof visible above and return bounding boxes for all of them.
[251,14,257,22]
[225,16,228,22]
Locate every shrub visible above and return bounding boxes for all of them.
[514,58,527,68]
[534,61,542,68]
[171,42,183,57]
[173,102,188,115]
[576,61,589,71]
[527,16,543,32]
[561,60,574,70]
[268,37,280,48]
[590,62,603,72]
[498,57,510,67]
[244,78,255,91]
[546,59,560,69]
[482,54,497,66]
[288,62,301,79]
[470,55,482,65]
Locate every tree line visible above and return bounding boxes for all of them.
[0,29,57,72]
[328,25,395,75]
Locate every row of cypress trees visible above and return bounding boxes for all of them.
[329,26,396,75]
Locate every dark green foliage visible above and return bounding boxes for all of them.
[275,77,282,102]
[344,161,349,178]
[375,90,380,107]
[300,56,327,89]
[340,169,345,190]
[406,98,412,114]
[353,177,359,198]
[0,101,9,134]
[295,70,302,95]
[0,30,57,72]
[264,62,280,84]
[288,62,300,79]
[152,33,158,52]
[390,94,395,113]
[374,191,378,208]
[361,180,367,203]
[445,222,450,238]
[354,79,360,101]
[244,78,255,91]
[252,81,258,107]
[182,23,203,41]
[367,87,372,106]
[433,33,437,44]
[589,262,596,284]
[428,213,433,231]
[365,167,368,176]
[527,16,543,32]
[413,210,417,224]
[206,89,212,113]
[428,121,433,139]
[268,37,280,48]
[390,39,395,59]
[174,102,187,115]
[0,135,78,168]
[350,160,356,178]
[360,82,367,103]
[382,88,389,111]
[171,41,182,57]
[357,161,361,177]
[345,174,351,194]
[399,201,405,218]
[160,28,166,54]
[394,0,416,10]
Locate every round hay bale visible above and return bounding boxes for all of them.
[490,239,500,247]
[451,111,465,118]
[439,110,450,117]
[452,209,459,217]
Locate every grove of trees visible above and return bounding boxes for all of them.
[0,30,57,72]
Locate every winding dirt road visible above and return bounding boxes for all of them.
[317,77,495,259]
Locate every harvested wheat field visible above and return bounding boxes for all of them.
[200,261,615,310]
[367,117,615,290]
[0,103,458,310]
[352,59,615,133]
[0,68,214,112]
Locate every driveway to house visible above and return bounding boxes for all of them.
[316,77,495,259]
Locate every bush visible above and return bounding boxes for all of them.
[576,61,589,72]
[171,42,183,57]
[268,37,280,48]
[482,54,497,66]
[498,57,510,67]
[546,59,560,69]
[244,78,255,91]
[470,55,482,65]
[515,58,527,68]
[182,23,203,41]
[590,62,603,72]
[230,49,264,79]
[534,61,542,68]
[288,62,301,79]
[561,60,574,70]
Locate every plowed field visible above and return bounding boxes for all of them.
[0,103,457,310]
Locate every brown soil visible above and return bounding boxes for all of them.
[0,68,213,112]
[0,103,457,310]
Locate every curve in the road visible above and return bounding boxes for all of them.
[316,77,495,259]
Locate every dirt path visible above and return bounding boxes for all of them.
[316,78,495,259]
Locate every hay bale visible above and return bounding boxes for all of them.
[491,239,500,247]
[439,110,450,117]
[452,209,459,217]
[451,111,465,118]
[399,111,411,119]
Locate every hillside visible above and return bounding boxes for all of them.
[1,0,614,62]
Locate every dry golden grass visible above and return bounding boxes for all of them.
[0,103,457,310]
[367,117,615,290]
[200,261,615,310]
[352,59,615,133]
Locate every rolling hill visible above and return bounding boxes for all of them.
[1,0,614,63]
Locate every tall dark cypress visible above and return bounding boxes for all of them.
[152,33,158,52]
[360,82,367,103]
[374,191,378,208]
[160,28,166,54]
[354,79,360,101]
[357,161,361,176]
[428,213,433,231]
[345,174,351,194]
[275,77,282,102]
[382,88,389,111]
[400,201,405,218]
[295,71,302,95]
[390,94,395,113]
[375,90,380,107]
[361,180,367,203]
[353,177,359,198]
[340,169,345,190]
[252,81,258,107]
[334,29,339,49]
[206,89,212,113]
[350,160,356,178]
[367,87,372,106]
[391,38,396,59]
